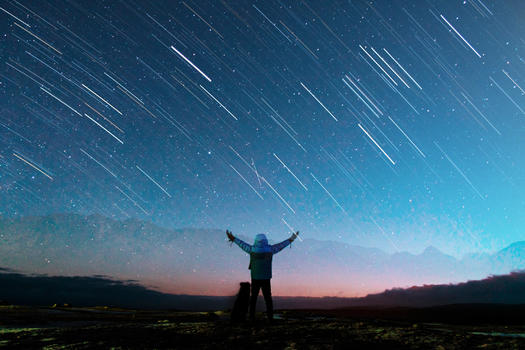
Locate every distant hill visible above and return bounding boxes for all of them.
[351,270,525,307]
[0,213,524,296]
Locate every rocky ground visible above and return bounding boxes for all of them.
[1,305,524,349]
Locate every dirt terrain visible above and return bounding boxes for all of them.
[1,305,524,349]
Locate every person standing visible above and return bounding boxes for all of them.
[226,230,299,321]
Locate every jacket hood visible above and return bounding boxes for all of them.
[254,234,269,247]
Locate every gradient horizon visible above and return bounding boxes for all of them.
[2,213,523,298]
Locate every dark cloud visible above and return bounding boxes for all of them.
[0,269,233,310]
[0,267,16,272]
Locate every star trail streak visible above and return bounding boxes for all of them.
[0,6,31,27]
[434,142,484,200]
[358,123,396,166]
[382,48,423,90]
[199,85,238,120]
[439,14,482,58]
[81,84,123,116]
[300,82,338,121]
[170,46,212,82]
[13,152,53,180]
[136,165,172,198]
[13,22,62,55]
[83,113,124,144]
[273,153,308,191]
[310,172,347,215]
[228,163,264,200]
[387,116,426,158]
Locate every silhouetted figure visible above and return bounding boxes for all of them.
[230,282,251,322]
[227,230,299,321]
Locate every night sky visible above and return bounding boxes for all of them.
[1,0,525,258]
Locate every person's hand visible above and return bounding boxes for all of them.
[290,231,299,242]
[226,230,235,242]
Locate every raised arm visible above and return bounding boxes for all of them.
[226,230,252,253]
[271,231,299,254]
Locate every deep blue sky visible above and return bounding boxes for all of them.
[1,0,524,257]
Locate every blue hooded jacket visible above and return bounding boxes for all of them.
[233,234,292,280]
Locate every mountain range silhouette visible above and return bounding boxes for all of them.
[1,213,523,297]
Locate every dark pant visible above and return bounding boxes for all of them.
[250,279,273,320]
